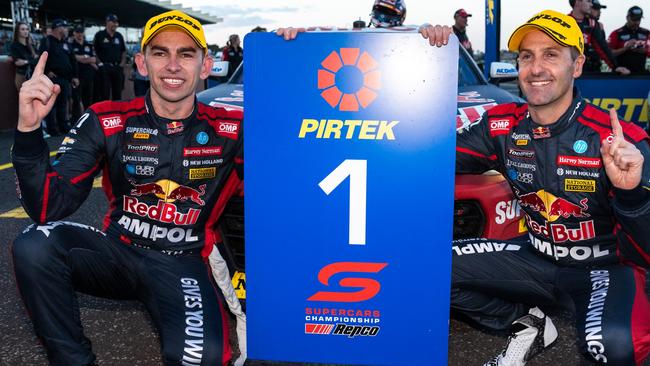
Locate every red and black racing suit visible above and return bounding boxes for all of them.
[11,94,242,366]
[570,13,620,73]
[453,89,650,365]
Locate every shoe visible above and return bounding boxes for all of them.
[483,307,558,366]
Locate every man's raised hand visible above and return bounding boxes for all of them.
[17,52,60,132]
[600,109,644,190]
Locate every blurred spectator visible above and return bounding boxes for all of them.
[10,22,37,91]
[131,41,149,97]
[251,26,267,32]
[94,14,126,101]
[608,6,649,74]
[453,9,473,55]
[569,0,629,74]
[70,25,97,120]
[39,19,79,136]
[591,0,606,30]
[222,34,243,79]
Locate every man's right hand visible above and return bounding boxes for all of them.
[419,24,452,47]
[18,52,60,132]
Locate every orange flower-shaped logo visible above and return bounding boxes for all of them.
[318,48,381,112]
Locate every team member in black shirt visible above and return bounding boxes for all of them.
[39,19,78,135]
[609,6,650,73]
[70,25,97,121]
[452,8,473,55]
[9,22,37,91]
[93,14,126,101]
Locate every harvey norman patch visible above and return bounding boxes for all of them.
[189,167,216,180]
[565,179,596,192]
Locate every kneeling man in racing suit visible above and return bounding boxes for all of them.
[424,9,650,366]
[11,10,242,366]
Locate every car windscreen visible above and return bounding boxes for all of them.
[458,48,485,87]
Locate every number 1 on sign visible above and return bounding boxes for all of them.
[318,159,367,245]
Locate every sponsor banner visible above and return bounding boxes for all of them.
[576,77,649,125]
[245,32,456,365]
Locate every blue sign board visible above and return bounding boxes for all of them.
[484,0,501,78]
[245,31,459,365]
[576,75,649,126]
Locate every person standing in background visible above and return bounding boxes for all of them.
[453,8,473,55]
[39,19,78,136]
[609,6,650,74]
[70,25,97,121]
[591,0,607,34]
[569,0,630,74]
[93,14,126,100]
[131,40,149,97]
[222,34,243,79]
[10,22,37,91]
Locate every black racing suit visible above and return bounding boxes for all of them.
[452,90,650,365]
[11,94,243,365]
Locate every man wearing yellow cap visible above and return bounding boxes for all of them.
[11,10,242,365]
[420,10,650,366]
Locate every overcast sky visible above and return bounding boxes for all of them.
[173,0,645,51]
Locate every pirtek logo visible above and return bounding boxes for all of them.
[149,15,200,31]
[318,48,381,112]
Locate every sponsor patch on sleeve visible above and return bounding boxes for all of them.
[216,120,240,140]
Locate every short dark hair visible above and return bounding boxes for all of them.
[570,47,580,61]
[569,0,576,7]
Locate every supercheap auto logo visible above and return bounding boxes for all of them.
[317,48,381,112]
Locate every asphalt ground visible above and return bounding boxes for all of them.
[0,131,615,366]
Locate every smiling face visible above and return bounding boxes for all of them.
[517,30,584,110]
[135,28,212,108]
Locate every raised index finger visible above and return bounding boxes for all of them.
[33,51,48,77]
[609,108,623,141]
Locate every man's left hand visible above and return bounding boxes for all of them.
[600,108,644,190]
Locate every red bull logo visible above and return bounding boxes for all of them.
[126,179,206,225]
[318,48,380,111]
[532,126,550,139]
[166,121,184,134]
[516,189,590,222]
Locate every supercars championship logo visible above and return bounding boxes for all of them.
[318,48,381,112]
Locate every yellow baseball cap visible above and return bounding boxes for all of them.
[142,10,207,52]
[508,10,584,55]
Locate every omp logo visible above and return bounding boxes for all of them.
[101,115,122,129]
[318,48,380,112]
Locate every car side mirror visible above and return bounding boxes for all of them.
[489,62,518,84]
[210,61,229,77]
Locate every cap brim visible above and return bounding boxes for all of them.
[508,23,572,52]
[143,24,206,51]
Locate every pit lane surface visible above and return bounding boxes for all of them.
[0,131,596,365]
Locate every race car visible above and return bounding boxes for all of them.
[198,45,525,301]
